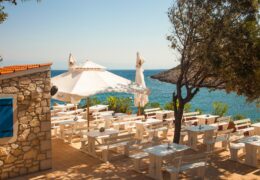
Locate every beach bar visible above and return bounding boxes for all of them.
[0,63,52,179]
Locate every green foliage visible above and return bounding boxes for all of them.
[0,5,7,23]
[106,96,117,111]
[167,0,259,143]
[106,96,132,114]
[184,103,191,112]
[89,97,101,106]
[212,102,229,117]
[194,108,203,114]
[117,97,132,114]
[164,102,174,110]
[143,102,161,109]
[164,100,191,112]
[168,0,260,102]
[139,102,161,115]
[233,114,246,120]
[78,97,101,109]
[0,1,41,24]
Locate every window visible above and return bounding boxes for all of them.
[0,95,17,144]
[0,97,14,138]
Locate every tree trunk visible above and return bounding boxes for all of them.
[173,103,184,144]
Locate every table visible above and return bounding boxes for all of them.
[89,105,108,112]
[92,111,114,121]
[57,109,84,116]
[102,115,115,128]
[186,125,217,150]
[144,143,189,180]
[102,114,136,128]
[210,121,229,130]
[51,118,86,125]
[112,121,131,130]
[84,129,119,158]
[51,118,87,139]
[251,123,260,135]
[53,104,75,110]
[195,114,219,124]
[238,135,260,167]
[135,118,162,141]
[114,113,128,117]
[156,110,174,120]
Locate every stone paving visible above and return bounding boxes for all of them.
[10,138,260,180]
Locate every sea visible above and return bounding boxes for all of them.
[51,70,259,122]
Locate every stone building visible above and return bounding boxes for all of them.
[0,63,52,179]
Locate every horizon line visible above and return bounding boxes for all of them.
[51,68,168,71]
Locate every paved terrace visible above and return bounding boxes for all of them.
[11,137,260,180]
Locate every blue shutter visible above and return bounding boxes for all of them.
[0,98,13,138]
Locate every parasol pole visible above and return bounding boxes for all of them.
[87,97,90,131]
[138,102,141,116]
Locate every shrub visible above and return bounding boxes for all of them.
[184,103,191,112]
[164,102,174,110]
[79,97,101,108]
[148,102,161,108]
[107,96,117,111]
[164,100,191,112]
[233,114,246,120]
[194,108,203,114]
[117,97,132,114]
[138,102,161,115]
[106,96,132,114]
[212,101,228,117]
[90,97,101,106]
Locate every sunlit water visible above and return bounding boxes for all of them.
[51,70,259,122]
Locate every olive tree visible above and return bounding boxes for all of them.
[167,0,260,143]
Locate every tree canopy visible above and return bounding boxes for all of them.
[168,0,260,103]
[0,0,16,23]
[165,0,259,143]
[0,0,40,24]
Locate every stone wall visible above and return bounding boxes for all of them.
[0,70,52,179]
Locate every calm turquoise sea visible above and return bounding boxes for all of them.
[51,70,259,122]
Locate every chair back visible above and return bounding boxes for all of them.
[217,116,231,123]
[207,117,216,124]
[167,156,182,172]
[197,118,206,125]
[182,152,211,164]
[215,129,233,144]
[183,112,200,117]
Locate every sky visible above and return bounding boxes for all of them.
[0,0,179,70]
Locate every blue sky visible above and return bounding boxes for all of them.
[0,0,178,69]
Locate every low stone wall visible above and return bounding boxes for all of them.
[0,70,52,179]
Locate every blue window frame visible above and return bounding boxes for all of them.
[0,97,13,138]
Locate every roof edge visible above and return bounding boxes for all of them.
[0,63,52,81]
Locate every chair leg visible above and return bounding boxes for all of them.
[230,149,239,161]
[133,159,141,172]
[148,132,154,142]
[170,172,178,180]
[162,130,167,139]
[80,141,85,149]
[180,135,185,144]
[242,147,246,154]
[80,140,87,150]
[124,145,129,157]
[197,167,206,178]
[249,130,254,136]
[102,150,109,162]
[127,128,132,133]
[222,141,228,149]
[207,144,213,152]
[68,133,74,144]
